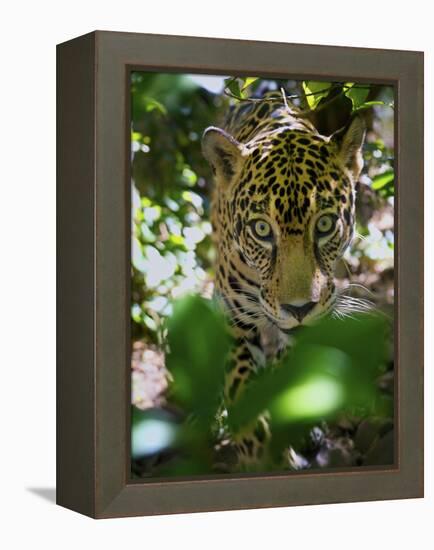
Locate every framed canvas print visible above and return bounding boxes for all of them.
[57,31,424,518]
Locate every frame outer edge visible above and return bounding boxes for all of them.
[396,50,424,498]
[56,31,97,518]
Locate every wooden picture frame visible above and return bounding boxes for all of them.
[57,31,424,518]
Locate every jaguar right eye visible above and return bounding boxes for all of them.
[250,219,274,241]
[315,214,336,236]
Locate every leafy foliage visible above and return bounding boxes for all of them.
[132,296,390,475]
[131,72,226,343]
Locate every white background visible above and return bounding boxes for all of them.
[0,1,432,548]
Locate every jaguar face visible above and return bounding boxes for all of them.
[203,117,365,330]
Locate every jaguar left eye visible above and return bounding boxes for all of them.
[250,219,273,240]
[316,214,336,236]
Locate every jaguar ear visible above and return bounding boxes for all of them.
[331,116,366,180]
[202,126,244,185]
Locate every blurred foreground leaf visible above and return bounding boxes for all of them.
[228,314,388,432]
[166,295,232,426]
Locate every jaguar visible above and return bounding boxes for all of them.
[202,93,366,469]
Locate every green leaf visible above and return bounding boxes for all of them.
[302,81,332,110]
[142,97,167,115]
[166,296,232,424]
[227,314,388,432]
[224,77,243,99]
[371,170,394,190]
[344,83,370,111]
[354,100,389,111]
[241,77,259,91]
[269,348,349,423]
[294,314,388,377]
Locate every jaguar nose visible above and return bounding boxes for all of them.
[281,301,317,322]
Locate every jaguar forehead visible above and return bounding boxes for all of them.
[250,199,270,214]
[236,148,351,231]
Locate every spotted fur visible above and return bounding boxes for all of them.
[202,94,365,468]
